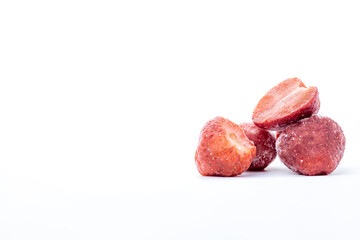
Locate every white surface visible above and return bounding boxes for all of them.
[0,1,359,239]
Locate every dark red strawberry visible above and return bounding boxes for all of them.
[276,115,346,176]
[239,122,276,171]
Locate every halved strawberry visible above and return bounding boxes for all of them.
[252,78,320,131]
[195,117,256,177]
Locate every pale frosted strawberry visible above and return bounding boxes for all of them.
[195,117,256,177]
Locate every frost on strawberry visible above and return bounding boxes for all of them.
[276,115,346,176]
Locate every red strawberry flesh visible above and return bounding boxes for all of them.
[195,117,256,177]
[252,78,320,131]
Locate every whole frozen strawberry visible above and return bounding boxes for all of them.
[239,122,276,171]
[195,117,256,177]
[276,115,346,176]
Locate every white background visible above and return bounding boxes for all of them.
[0,0,359,239]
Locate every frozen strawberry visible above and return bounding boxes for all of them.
[195,117,256,177]
[276,115,346,176]
[239,123,276,171]
[252,78,320,131]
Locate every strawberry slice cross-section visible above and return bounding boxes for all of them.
[195,117,256,177]
[252,78,320,131]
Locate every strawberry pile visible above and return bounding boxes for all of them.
[195,78,345,176]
